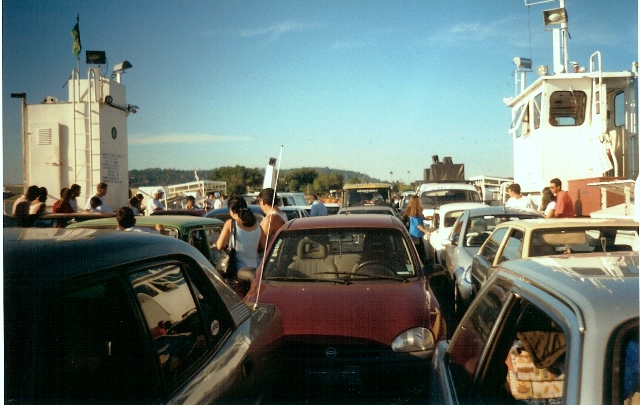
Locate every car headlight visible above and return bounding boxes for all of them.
[391,327,435,352]
[463,267,472,283]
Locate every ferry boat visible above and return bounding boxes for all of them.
[505,0,638,217]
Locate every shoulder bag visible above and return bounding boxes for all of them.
[216,221,237,277]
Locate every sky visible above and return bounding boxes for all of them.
[2,0,638,185]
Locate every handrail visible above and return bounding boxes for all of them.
[71,69,80,184]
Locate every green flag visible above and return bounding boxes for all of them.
[71,18,81,59]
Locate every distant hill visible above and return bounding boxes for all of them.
[129,167,378,188]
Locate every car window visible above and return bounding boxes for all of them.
[498,229,524,263]
[129,262,232,390]
[205,225,221,250]
[478,228,508,263]
[474,298,569,403]
[450,216,464,243]
[263,228,417,279]
[420,189,480,209]
[531,227,639,255]
[611,320,639,403]
[447,283,510,398]
[36,277,158,401]
[444,210,464,228]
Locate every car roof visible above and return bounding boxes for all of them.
[493,217,639,231]
[205,205,263,217]
[435,202,487,213]
[342,183,391,189]
[495,251,639,321]
[464,205,543,217]
[4,227,211,287]
[151,209,206,217]
[419,183,478,191]
[68,214,224,229]
[337,206,396,215]
[282,214,405,231]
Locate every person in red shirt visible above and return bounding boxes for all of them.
[549,178,574,218]
[52,188,75,214]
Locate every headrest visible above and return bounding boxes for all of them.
[363,234,388,256]
[297,238,326,259]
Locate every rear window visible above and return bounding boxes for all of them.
[529,227,639,256]
[421,189,480,209]
[345,188,392,207]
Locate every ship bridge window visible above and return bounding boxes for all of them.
[614,91,625,127]
[510,103,529,138]
[533,93,542,129]
[549,90,587,126]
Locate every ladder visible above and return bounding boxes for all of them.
[71,69,102,203]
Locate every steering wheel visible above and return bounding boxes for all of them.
[353,261,395,277]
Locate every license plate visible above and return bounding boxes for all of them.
[305,366,361,385]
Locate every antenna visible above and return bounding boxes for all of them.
[254,145,283,310]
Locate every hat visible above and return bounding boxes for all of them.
[153,188,164,196]
[214,192,221,198]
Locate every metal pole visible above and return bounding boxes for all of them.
[11,93,27,185]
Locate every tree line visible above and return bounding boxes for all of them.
[129,166,387,196]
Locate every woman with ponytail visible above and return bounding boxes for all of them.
[216,196,263,276]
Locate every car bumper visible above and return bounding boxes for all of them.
[278,337,432,389]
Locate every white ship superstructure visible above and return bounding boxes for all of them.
[16,62,137,209]
[505,0,638,215]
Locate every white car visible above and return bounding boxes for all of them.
[426,202,487,264]
[418,183,482,228]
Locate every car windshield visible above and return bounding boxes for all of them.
[529,227,639,256]
[345,188,392,207]
[290,195,308,206]
[464,214,538,247]
[262,228,416,281]
[421,189,480,209]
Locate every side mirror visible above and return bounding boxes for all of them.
[237,267,256,285]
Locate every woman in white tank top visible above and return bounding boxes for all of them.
[216,197,264,273]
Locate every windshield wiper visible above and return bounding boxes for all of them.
[350,273,406,282]
[264,275,351,284]
[317,271,406,282]
[264,276,308,281]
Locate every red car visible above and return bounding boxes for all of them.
[243,214,445,390]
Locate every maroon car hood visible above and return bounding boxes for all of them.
[249,280,430,345]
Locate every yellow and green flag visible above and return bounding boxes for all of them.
[71,16,81,59]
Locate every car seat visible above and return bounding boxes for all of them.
[352,233,397,277]
[287,238,338,279]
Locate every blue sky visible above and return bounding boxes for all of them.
[2,0,638,185]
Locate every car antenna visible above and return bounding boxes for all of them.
[254,145,283,310]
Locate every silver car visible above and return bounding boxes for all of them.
[440,206,541,318]
[429,251,639,404]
